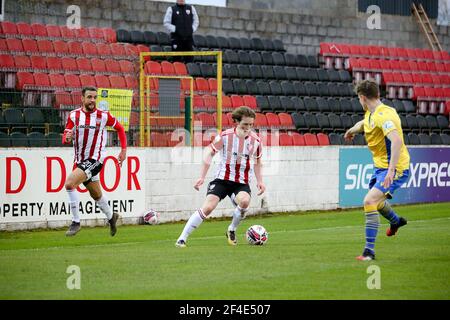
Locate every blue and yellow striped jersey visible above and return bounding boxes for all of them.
[364,104,410,172]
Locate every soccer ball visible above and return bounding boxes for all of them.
[246,225,268,245]
[143,209,160,225]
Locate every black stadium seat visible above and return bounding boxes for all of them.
[116,29,131,42]
[193,34,207,48]
[249,51,263,65]
[408,132,420,145]
[440,133,450,145]
[228,37,241,50]
[130,30,144,44]
[28,131,47,147]
[10,132,28,147]
[418,133,431,145]
[143,31,158,45]
[0,131,11,147]
[249,65,263,79]
[437,115,450,133]
[329,132,342,145]
[430,133,443,145]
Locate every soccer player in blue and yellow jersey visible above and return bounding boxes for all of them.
[344,80,410,261]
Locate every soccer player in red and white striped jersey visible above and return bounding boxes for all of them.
[175,106,266,247]
[62,87,127,237]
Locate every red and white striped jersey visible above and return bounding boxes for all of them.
[64,108,117,163]
[210,128,262,184]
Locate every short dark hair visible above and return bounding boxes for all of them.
[82,86,97,96]
[231,106,256,123]
[354,80,379,99]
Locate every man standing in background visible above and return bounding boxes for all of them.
[163,0,199,62]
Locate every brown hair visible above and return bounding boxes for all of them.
[354,80,380,99]
[82,86,98,96]
[231,106,256,123]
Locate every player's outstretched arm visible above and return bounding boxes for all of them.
[254,157,265,195]
[113,121,127,167]
[62,117,75,144]
[382,130,402,189]
[344,120,364,141]
[194,147,215,191]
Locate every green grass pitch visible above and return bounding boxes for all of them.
[0,202,449,300]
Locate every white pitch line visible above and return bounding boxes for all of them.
[0,217,449,252]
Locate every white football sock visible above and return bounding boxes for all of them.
[228,205,247,232]
[178,209,206,242]
[67,189,80,223]
[96,196,113,220]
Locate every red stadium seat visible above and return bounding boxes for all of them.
[91,58,107,73]
[30,55,47,71]
[46,56,62,71]
[173,62,188,75]
[150,132,168,147]
[231,95,244,109]
[265,112,281,128]
[196,112,215,127]
[291,132,305,146]
[102,28,117,43]
[1,21,18,36]
[37,39,54,53]
[94,75,111,88]
[67,41,83,55]
[6,38,23,52]
[119,60,134,73]
[279,132,293,146]
[254,113,268,129]
[222,95,232,111]
[161,61,175,75]
[243,95,257,110]
[48,73,65,89]
[278,112,294,129]
[105,59,121,73]
[137,44,149,54]
[412,86,425,100]
[203,94,217,111]
[53,40,69,55]
[13,55,31,70]
[422,73,433,84]
[33,72,50,89]
[193,94,204,111]
[317,133,330,146]
[60,57,77,72]
[82,42,98,56]
[76,57,92,73]
[124,43,140,56]
[60,26,76,39]
[54,91,73,108]
[124,75,138,89]
[31,23,47,38]
[304,133,319,146]
[208,78,217,93]
[88,27,104,41]
[0,39,7,51]
[109,75,127,88]
[80,74,96,87]
[65,74,81,89]
[145,61,161,74]
[96,43,112,57]
[74,27,90,40]
[435,63,446,73]
[22,39,38,53]
[408,60,418,71]
[46,25,61,38]
[0,54,14,70]
[110,43,126,56]
[195,77,209,93]
[426,61,437,72]
[16,72,34,90]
